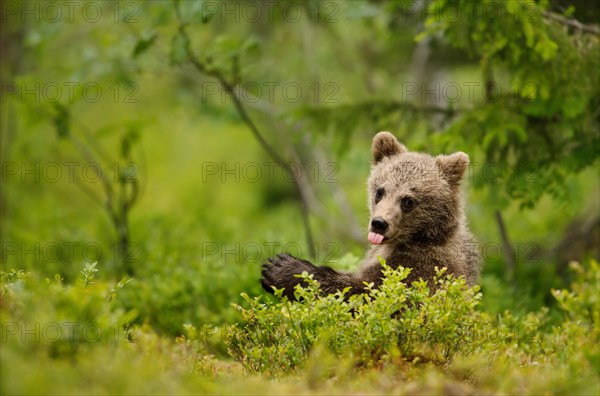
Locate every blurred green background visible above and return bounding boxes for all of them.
[1,0,599,393]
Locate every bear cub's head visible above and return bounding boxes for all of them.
[367,131,469,246]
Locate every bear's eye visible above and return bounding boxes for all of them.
[375,187,385,203]
[400,196,417,212]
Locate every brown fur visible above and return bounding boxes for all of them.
[261,132,480,300]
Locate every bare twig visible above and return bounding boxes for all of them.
[243,95,364,244]
[495,210,516,284]
[174,4,317,257]
[32,103,139,274]
[312,146,363,242]
[542,11,600,35]
[266,122,365,244]
[300,100,461,119]
[485,66,516,285]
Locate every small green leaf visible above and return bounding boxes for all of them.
[53,103,70,139]
[121,126,140,158]
[170,33,189,65]
[132,34,157,58]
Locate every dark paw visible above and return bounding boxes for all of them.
[261,254,316,299]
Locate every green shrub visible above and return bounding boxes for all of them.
[226,260,492,375]
[2,260,598,394]
[0,263,136,359]
[226,258,600,394]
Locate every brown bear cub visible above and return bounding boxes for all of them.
[261,132,480,300]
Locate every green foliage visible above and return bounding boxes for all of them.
[0,264,226,395]
[52,103,70,138]
[552,260,599,325]
[132,34,158,58]
[225,260,599,392]
[1,0,599,393]
[419,0,600,208]
[107,277,133,304]
[0,269,30,292]
[1,263,136,361]
[2,259,599,394]
[226,262,484,374]
[549,260,600,376]
[80,261,99,288]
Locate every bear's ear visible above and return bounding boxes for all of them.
[436,152,469,186]
[372,131,407,163]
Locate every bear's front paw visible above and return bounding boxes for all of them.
[261,254,317,298]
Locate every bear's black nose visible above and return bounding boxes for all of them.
[371,217,389,233]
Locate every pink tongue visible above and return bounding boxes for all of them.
[368,232,385,245]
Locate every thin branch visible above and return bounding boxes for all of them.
[69,134,114,197]
[71,175,104,207]
[542,11,600,35]
[312,146,363,242]
[300,100,462,119]
[29,104,117,212]
[495,210,516,285]
[486,67,516,286]
[77,122,118,168]
[124,175,140,211]
[266,122,364,244]
[34,104,137,272]
[243,94,367,244]
[175,4,316,256]
[176,23,291,171]
[387,100,461,116]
